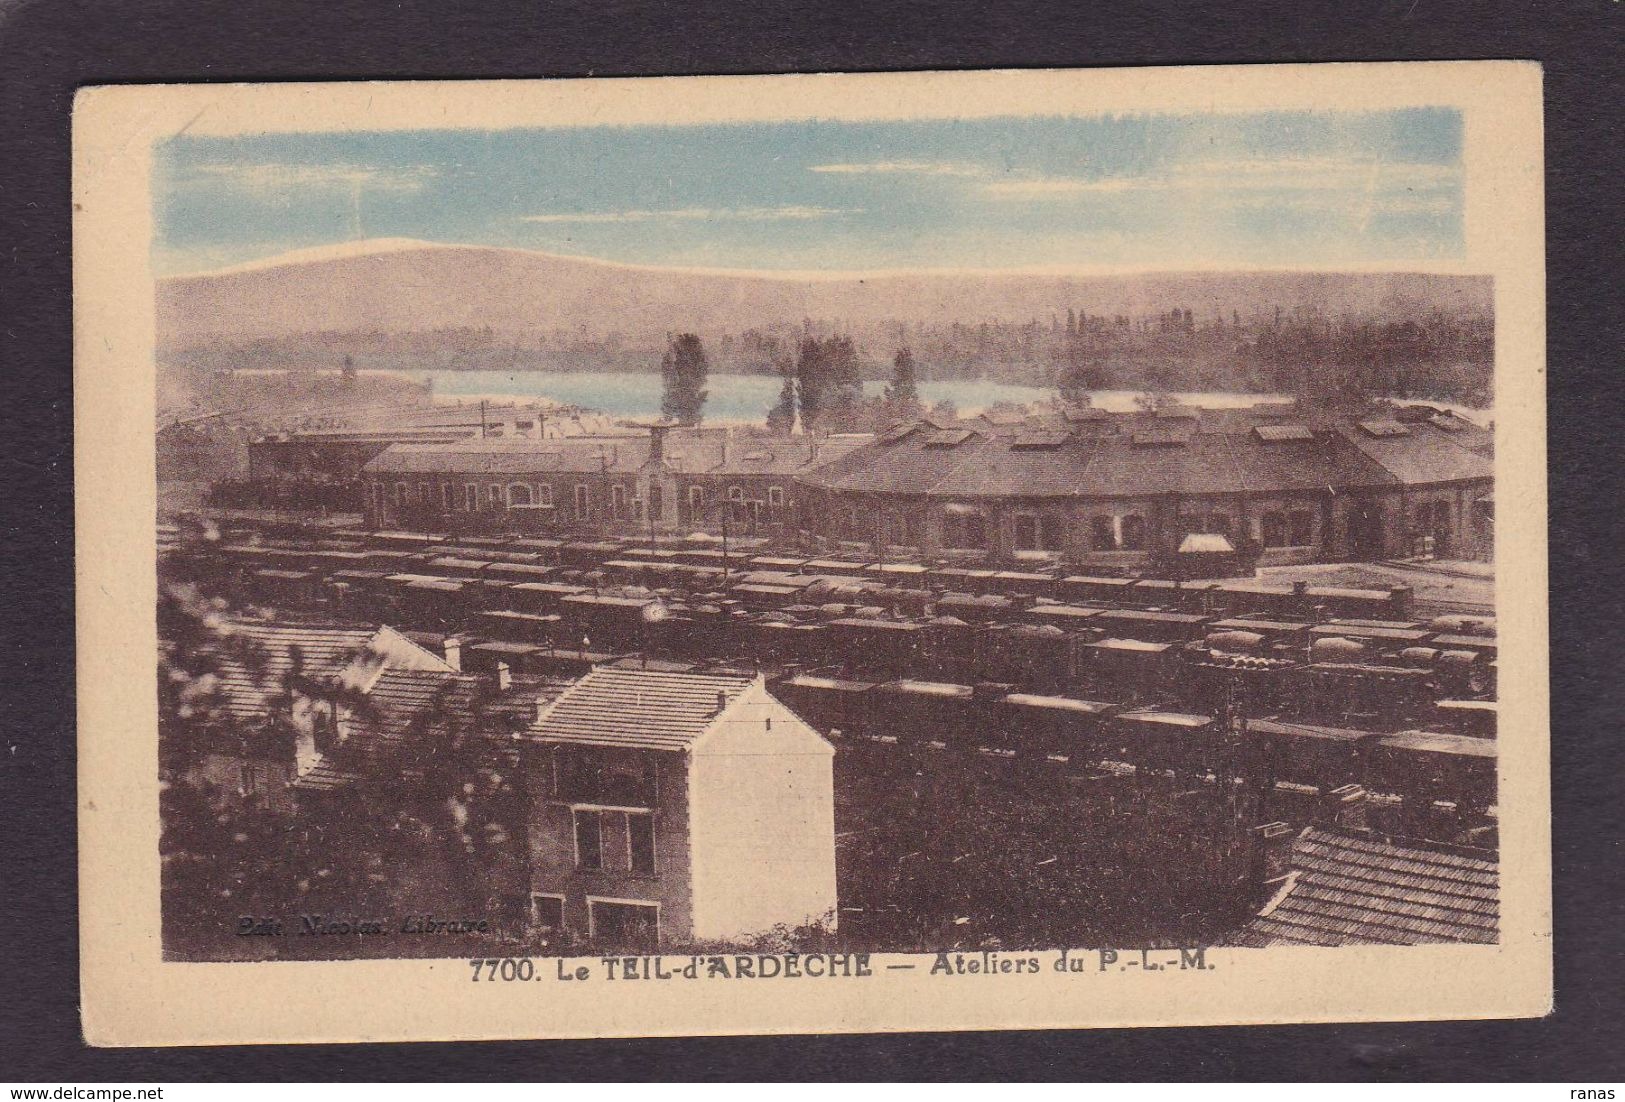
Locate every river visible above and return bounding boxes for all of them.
[408,369,1293,423]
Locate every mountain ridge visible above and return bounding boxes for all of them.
[157,239,1494,348]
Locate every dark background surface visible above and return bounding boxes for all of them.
[1,0,1620,1081]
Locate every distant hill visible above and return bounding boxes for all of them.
[157,239,1493,349]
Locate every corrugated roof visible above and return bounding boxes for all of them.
[528,667,756,751]
[1231,825,1498,947]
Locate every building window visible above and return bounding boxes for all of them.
[1261,512,1287,548]
[588,899,659,949]
[418,482,431,504]
[394,482,409,507]
[1121,514,1147,551]
[648,483,664,521]
[508,483,533,507]
[728,485,744,503]
[882,510,905,546]
[1090,515,1116,551]
[574,809,604,871]
[1288,509,1314,546]
[688,485,705,517]
[574,484,590,518]
[1039,515,1061,551]
[767,485,784,508]
[942,506,987,550]
[1014,513,1040,552]
[611,484,627,519]
[464,484,477,511]
[537,483,554,508]
[627,812,655,875]
[530,894,565,932]
[440,483,452,510]
[488,483,503,510]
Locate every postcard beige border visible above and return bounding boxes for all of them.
[74,62,1550,1046]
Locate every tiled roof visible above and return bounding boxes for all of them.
[529,667,756,751]
[210,621,384,721]
[1231,825,1499,947]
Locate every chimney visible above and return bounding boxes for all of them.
[534,697,549,726]
[443,636,461,672]
[648,423,668,464]
[1292,580,1309,598]
[1324,784,1369,830]
[496,661,512,692]
[715,690,728,715]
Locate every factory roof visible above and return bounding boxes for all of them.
[795,403,1491,500]
[362,429,870,479]
[1231,825,1499,946]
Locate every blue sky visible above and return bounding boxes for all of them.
[153,108,1463,275]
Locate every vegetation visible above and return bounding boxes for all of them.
[659,333,710,425]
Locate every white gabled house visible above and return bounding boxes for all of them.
[524,667,837,949]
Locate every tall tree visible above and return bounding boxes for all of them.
[795,336,827,431]
[766,368,797,436]
[883,347,921,418]
[659,333,709,425]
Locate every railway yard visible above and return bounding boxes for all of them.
[160,515,1498,948]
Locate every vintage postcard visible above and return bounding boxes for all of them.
[74,62,1550,1045]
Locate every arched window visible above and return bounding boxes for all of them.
[1261,512,1287,548]
[488,484,504,510]
[508,483,533,507]
[610,484,627,518]
[394,482,409,506]
[688,485,705,517]
[1120,514,1146,551]
[537,483,554,507]
[574,484,590,517]
[1288,509,1314,546]
[464,483,478,511]
[648,483,664,520]
[728,485,744,503]
[767,486,784,508]
[1090,515,1116,551]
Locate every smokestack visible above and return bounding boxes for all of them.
[443,637,461,672]
[496,661,512,692]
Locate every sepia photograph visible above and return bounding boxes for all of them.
[73,63,1549,1044]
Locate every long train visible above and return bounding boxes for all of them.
[164,521,1496,741]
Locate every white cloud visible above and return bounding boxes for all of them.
[980,158,1461,202]
[185,162,439,196]
[522,205,859,224]
[808,160,987,177]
